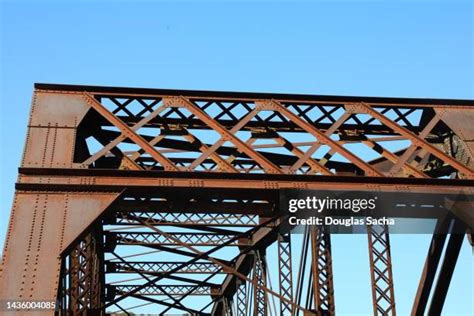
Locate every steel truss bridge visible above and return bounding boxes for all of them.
[0,83,473,315]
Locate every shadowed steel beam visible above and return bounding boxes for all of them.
[114,212,259,227]
[428,221,465,315]
[113,284,215,295]
[411,217,451,315]
[253,250,267,316]
[107,261,224,274]
[110,231,246,247]
[59,228,104,313]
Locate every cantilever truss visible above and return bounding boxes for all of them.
[0,83,473,315]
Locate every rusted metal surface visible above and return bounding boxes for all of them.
[236,280,247,316]
[0,192,118,312]
[367,225,396,316]
[411,217,451,315]
[278,233,294,315]
[253,250,267,316]
[0,84,473,315]
[310,226,335,315]
[58,227,104,313]
[17,169,474,195]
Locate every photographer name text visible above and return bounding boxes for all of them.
[289,216,395,226]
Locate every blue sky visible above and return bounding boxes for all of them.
[0,0,472,314]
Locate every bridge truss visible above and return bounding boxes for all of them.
[0,83,473,315]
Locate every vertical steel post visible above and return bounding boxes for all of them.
[236,280,247,316]
[411,217,451,314]
[278,233,294,315]
[428,219,466,315]
[367,224,396,316]
[310,226,335,315]
[60,227,105,314]
[253,250,267,316]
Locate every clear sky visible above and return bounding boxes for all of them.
[0,0,472,315]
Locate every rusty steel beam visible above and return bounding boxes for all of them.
[17,169,474,196]
[108,231,246,247]
[412,217,466,315]
[253,250,267,316]
[113,212,259,227]
[112,284,216,296]
[58,227,105,313]
[367,225,396,316]
[34,83,474,107]
[34,88,472,177]
[428,232,465,315]
[236,280,248,316]
[278,233,294,315]
[310,226,335,315]
[411,217,451,314]
[106,261,224,274]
